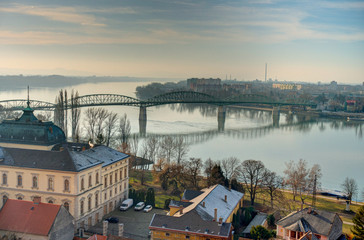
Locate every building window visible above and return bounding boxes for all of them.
[120,170,122,180]
[110,190,112,198]
[81,178,85,190]
[124,168,127,178]
[2,195,8,205]
[64,179,70,191]
[104,193,107,200]
[109,174,112,185]
[48,200,53,204]
[17,197,22,200]
[48,177,54,190]
[96,172,99,184]
[104,176,107,187]
[166,233,170,236]
[32,176,38,188]
[115,172,117,183]
[95,193,98,207]
[115,187,117,194]
[2,173,7,185]
[80,200,84,215]
[64,202,69,211]
[17,175,22,186]
[186,236,190,239]
[88,196,92,211]
[89,175,92,188]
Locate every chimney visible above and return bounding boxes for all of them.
[218,217,223,226]
[180,205,183,214]
[202,201,205,207]
[224,195,227,202]
[118,223,124,237]
[33,196,41,204]
[103,220,108,236]
[214,208,217,221]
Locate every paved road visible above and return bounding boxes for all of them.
[88,207,166,240]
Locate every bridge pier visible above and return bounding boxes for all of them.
[139,106,147,136]
[217,106,226,131]
[272,106,280,127]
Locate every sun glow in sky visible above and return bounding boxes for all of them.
[0,0,363,83]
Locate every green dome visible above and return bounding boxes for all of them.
[0,106,66,146]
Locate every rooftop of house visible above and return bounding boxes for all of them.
[276,208,342,236]
[181,189,203,201]
[0,144,129,172]
[149,210,231,238]
[0,199,61,236]
[242,212,268,234]
[173,184,244,222]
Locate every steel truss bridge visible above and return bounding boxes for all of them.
[0,91,316,111]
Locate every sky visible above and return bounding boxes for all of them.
[0,0,363,84]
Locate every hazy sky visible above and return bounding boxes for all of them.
[0,0,363,83]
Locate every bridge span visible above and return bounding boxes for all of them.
[0,91,316,134]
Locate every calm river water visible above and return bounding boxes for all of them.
[1,81,363,200]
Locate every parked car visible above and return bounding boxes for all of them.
[120,198,133,211]
[143,205,153,213]
[106,217,119,223]
[134,202,145,211]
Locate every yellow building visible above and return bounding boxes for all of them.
[272,83,302,90]
[0,104,129,230]
[149,185,244,240]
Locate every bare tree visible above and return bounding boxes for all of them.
[342,177,358,204]
[220,157,241,186]
[159,136,175,163]
[95,108,109,144]
[174,136,189,164]
[105,112,118,147]
[71,90,81,142]
[263,170,283,208]
[129,134,139,157]
[204,158,215,184]
[184,158,203,190]
[239,159,267,206]
[36,111,52,121]
[119,113,131,152]
[145,137,159,163]
[284,159,322,205]
[84,108,99,142]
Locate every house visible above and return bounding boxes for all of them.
[276,208,343,240]
[0,103,130,230]
[149,184,244,240]
[0,198,74,240]
[241,212,268,238]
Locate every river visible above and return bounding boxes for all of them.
[0,81,363,201]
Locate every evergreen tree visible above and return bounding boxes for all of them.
[250,225,272,240]
[208,164,226,186]
[352,205,364,239]
[146,188,156,207]
[266,214,275,227]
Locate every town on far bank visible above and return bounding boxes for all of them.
[0,78,363,240]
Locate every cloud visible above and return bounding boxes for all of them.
[320,1,364,9]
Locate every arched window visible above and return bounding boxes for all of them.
[89,175,92,187]
[3,195,8,205]
[48,177,54,190]
[96,172,99,184]
[80,200,84,215]
[2,173,7,185]
[64,202,69,211]
[48,200,53,204]
[17,197,22,200]
[88,196,92,211]
[17,175,22,186]
[32,176,38,188]
[64,179,70,191]
[95,193,98,207]
[81,178,84,190]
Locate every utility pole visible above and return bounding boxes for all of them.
[265,63,267,82]
[312,174,317,209]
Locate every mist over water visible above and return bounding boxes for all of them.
[1,81,363,201]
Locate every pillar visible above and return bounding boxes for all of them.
[272,106,280,127]
[118,223,124,237]
[103,220,108,236]
[217,106,226,131]
[139,106,147,136]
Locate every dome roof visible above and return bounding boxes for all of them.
[0,106,66,146]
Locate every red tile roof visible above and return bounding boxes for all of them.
[0,199,61,236]
[88,234,108,240]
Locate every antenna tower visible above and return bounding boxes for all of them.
[265,63,267,82]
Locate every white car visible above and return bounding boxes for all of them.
[134,202,145,211]
[143,205,153,213]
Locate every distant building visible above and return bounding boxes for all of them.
[187,78,222,92]
[149,184,244,240]
[276,208,343,240]
[0,198,74,240]
[0,103,130,231]
[272,83,302,90]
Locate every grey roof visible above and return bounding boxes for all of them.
[0,145,128,172]
[242,212,268,234]
[276,208,340,236]
[182,190,203,201]
[149,211,231,238]
[170,200,192,208]
[194,185,244,222]
[0,107,65,146]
